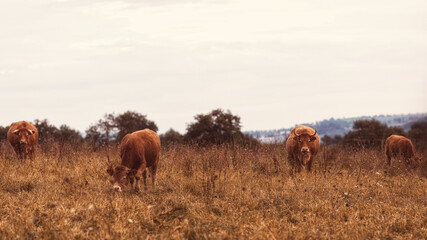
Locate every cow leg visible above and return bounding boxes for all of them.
[403,152,411,164]
[288,163,295,176]
[295,157,302,173]
[385,149,391,166]
[306,158,313,172]
[13,147,21,160]
[129,176,135,189]
[296,162,302,173]
[288,155,296,176]
[30,147,36,160]
[150,164,157,188]
[18,151,24,160]
[29,150,34,161]
[133,175,140,193]
[134,165,146,193]
[142,170,148,190]
[386,155,391,166]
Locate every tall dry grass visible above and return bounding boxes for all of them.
[0,141,426,239]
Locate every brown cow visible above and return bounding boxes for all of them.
[385,135,418,165]
[286,125,320,172]
[7,121,38,160]
[107,129,160,192]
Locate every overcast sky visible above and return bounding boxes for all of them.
[1,0,426,134]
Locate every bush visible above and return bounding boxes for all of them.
[85,111,158,148]
[341,119,405,149]
[184,109,259,146]
[408,121,427,152]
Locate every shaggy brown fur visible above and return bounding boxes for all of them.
[7,121,38,160]
[107,129,160,192]
[285,125,320,172]
[385,135,417,165]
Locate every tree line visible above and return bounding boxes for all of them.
[0,109,259,149]
[323,119,427,151]
[0,110,425,151]
[0,119,83,145]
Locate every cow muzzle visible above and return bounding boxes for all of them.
[112,185,122,192]
[301,147,310,154]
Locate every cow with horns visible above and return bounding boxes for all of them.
[7,121,38,160]
[286,125,320,172]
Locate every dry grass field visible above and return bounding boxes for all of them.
[0,143,426,239]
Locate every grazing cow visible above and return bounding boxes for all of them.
[385,135,418,165]
[107,129,160,192]
[7,121,38,160]
[286,125,320,172]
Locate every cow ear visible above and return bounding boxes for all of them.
[310,136,317,141]
[107,166,114,176]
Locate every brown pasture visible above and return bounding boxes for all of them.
[0,142,426,239]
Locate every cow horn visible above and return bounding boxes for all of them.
[310,129,317,137]
[293,129,301,137]
[13,129,19,134]
[26,129,34,135]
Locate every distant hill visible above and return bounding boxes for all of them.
[245,113,427,143]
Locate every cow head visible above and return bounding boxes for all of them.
[13,128,35,147]
[293,129,317,165]
[107,165,137,192]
